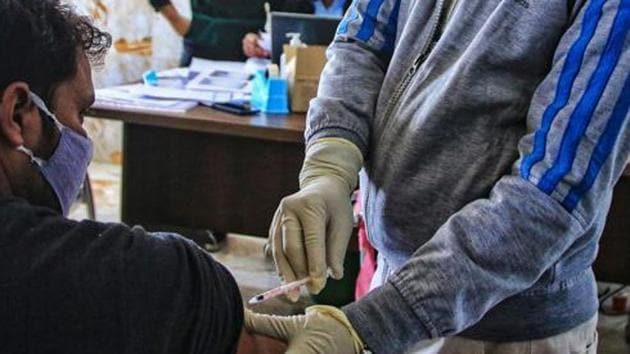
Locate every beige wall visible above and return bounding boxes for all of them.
[68,0,191,163]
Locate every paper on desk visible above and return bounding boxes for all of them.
[191,57,272,76]
[130,84,248,102]
[158,67,190,79]
[147,67,191,89]
[95,60,254,113]
[186,58,252,94]
[245,57,272,74]
[189,58,247,74]
[186,72,251,93]
[95,85,198,113]
[92,100,197,113]
[129,84,216,101]
[96,83,248,110]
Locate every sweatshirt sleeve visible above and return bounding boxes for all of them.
[121,229,243,354]
[343,1,630,352]
[305,0,401,154]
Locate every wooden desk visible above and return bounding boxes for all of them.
[87,105,306,237]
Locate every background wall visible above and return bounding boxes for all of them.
[68,0,191,163]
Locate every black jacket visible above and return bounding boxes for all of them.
[0,197,243,353]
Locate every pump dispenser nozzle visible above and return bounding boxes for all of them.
[286,32,306,47]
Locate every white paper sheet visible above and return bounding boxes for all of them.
[189,58,247,74]
[95,85,198,113]
[95,83,249,114]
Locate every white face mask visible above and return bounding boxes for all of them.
[17,92,94,216]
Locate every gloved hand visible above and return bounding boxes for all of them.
[245,306,365,354]
[269,138,363,296]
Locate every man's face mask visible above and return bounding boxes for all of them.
[16,92,93,216]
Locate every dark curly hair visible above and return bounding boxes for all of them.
[0,0,111,105]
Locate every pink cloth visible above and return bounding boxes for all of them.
[354,193,377,300]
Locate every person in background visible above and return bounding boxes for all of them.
[0,1,283,353]
[242,0,351,59]
[246,0,630,353]
[149,0,307,66]
[149,0,284,65]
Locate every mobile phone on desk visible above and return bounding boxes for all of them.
[211,99,260,116]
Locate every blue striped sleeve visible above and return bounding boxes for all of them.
[520,0,606,180]
[335,0,401,57]
[519,0,630,214]
[562,72,630,211]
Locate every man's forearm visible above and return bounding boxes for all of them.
[159,3,190,37]
[149,0,171,12]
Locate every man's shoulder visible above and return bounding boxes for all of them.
[0,197,210,306]
[0,196,127,241]
[0,197,193,279]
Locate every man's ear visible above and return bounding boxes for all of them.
[0,82,36,147]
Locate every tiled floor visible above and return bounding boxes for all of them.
[70,161,630,353]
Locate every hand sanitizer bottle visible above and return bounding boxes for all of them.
[280,32,306,78]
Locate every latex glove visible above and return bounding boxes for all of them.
[245,306,365,354]
[269,138,363,296]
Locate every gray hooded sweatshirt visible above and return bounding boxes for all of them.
[305,0,630,352]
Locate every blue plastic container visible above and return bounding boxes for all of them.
[251,70,290,114]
